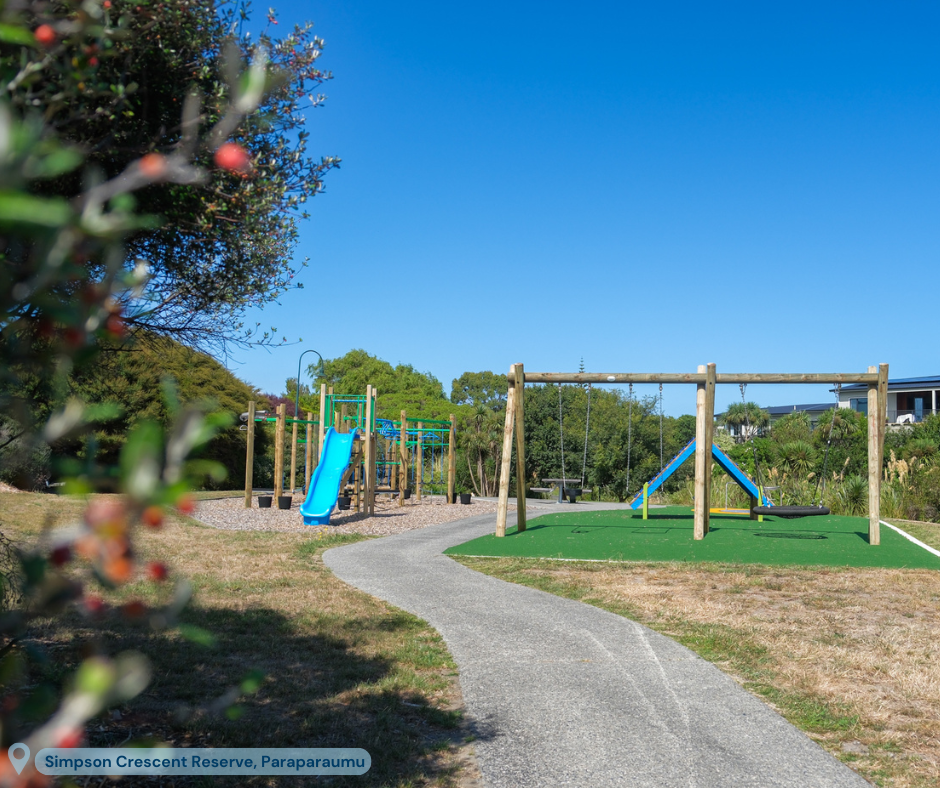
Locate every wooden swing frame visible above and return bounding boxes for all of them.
[495,363,889,544]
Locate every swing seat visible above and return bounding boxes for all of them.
[751,505,830,519]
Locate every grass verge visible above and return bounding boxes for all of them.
[0,493,476,787]
[452,555,940,788]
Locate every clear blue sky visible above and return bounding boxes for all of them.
[230,1,939,416]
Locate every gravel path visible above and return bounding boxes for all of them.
[325,508,872,788]
[193,494,519,536]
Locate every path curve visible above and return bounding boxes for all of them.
[324,509,870,788]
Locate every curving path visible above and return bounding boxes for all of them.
[324,508,871,788]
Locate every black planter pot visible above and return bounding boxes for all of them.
[277,496,292,510]
[459,493,472,505]
[402,489,411,500]
[337,496,351,510]
[449,492,458,504]
[257,495,272,509]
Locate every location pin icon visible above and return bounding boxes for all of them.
[8,743,29,775]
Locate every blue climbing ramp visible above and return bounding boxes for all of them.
[628,438,770,509]
[300,427,358,526]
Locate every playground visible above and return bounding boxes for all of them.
[241,383,460,527]
[445,506,940,569]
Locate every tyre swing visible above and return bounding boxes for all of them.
[557,382,592,503]
[744,383,839,519]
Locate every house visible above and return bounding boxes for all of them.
[717,402,834,440]
[837,375,940,424]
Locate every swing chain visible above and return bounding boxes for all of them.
[626,383,633,497]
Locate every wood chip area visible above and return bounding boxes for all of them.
[194,494,515,536]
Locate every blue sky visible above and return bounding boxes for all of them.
[230,1,939,416]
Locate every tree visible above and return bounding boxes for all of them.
[66,336,270,489]
[451,371,507,411]
[0,4,289,767]
[462,404,503,496]
[720,402,770,442]
[2,0,339,353]
[307,349,452,420]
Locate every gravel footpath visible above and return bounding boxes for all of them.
[193,494,517,536]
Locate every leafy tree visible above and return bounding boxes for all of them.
[66,336,270,489]
[2,0,339,353]
[462,404,503,496]
[451,371,507,411]
[0,2,292,765]
[720,401,769,441]
[307,349,453,420]
[769,410,812,445]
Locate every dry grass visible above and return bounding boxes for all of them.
[455,556,940,788]
[0,493,479,787]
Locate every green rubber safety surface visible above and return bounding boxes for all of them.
[444,507,940,569]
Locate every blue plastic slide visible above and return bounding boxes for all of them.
[300,427,358,526]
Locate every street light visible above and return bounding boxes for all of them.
[294,349,324,493]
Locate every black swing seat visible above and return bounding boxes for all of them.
[751,505,830,519]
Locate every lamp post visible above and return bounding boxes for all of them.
[294,350,324,493]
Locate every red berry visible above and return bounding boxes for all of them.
[176,494,196,516]
[214,143,251,173]
[142,505,164,528]
[55,728,83,749]
[84,596,106,616]
[34,24,56,47]
[50,546,71,567]
[138,152,167,179]
[103,1,112,7]
[105,313,125,338]
[146,562,169,582]
[63,326,84,348]
[122,600,147,619]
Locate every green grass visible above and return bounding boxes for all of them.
[445,506,940,569]
[0,493,472,787]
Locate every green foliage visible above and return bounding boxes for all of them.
[770,410,812,445]
[0,0,302,755]
[309,349,453,420]
[451,371,507,411]
[721,401,769,439]
[2,0,339,352]
[66,336,269,489]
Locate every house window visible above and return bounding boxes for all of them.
[851,397,867,415]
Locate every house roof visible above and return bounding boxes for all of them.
[839,375,940,392]
[765,403,834,416]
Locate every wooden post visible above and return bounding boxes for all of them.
[416,422,424,502]
[274,403,286,500]
[495,372,516,537]
[703,362,717,531]
[642,482,649,520]
[289,417,298,494]
[514,363,527,532]
[305,411,314,492]
[318,384,327,462]
[448,414,456,504]
[399,411,408,507]
[339,403,347,433]
[365,385,375,516]
[693,364,708,539]
[867,364,888,545]
[243,400,256,508]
